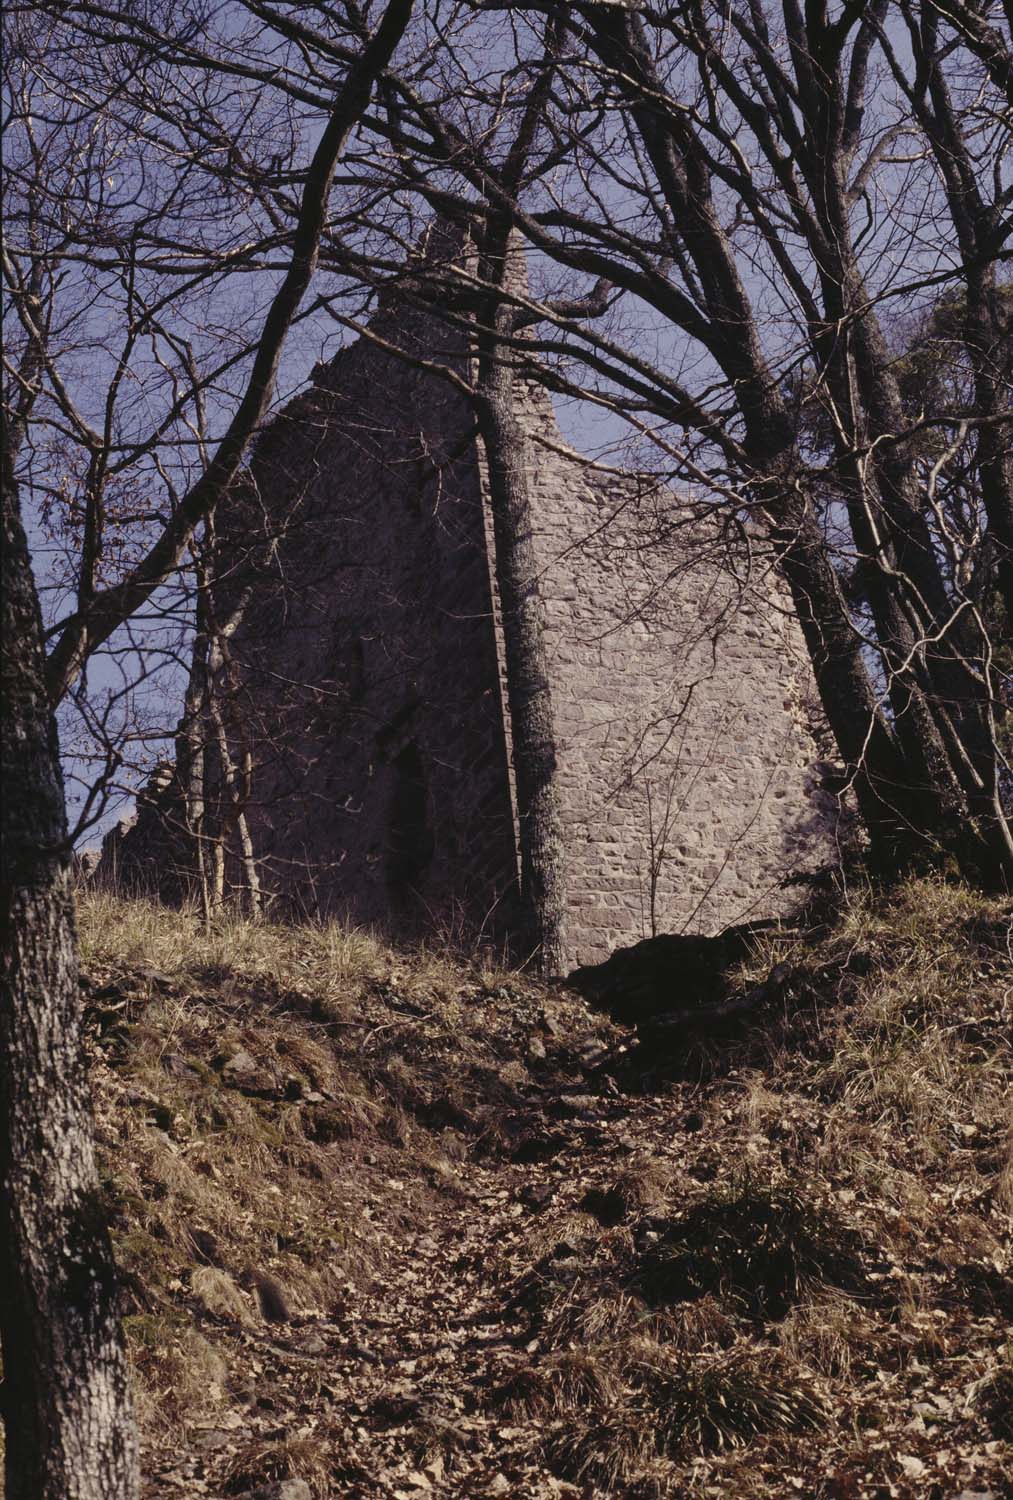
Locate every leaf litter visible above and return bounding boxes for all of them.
[78,881,1012,1499]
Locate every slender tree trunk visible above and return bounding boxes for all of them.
[206,683,262,918]
[198,533,263,918]
[1,432,139,1500]
[181,563,212,925]
[476,293,566,974]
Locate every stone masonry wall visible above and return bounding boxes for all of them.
[108,230,835,965]
[216,298,521,943]
[511,378,834,965]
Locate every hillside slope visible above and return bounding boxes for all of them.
[76,883,1011,1499]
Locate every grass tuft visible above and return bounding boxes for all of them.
[189,1267,253,1325]
[634,1177,866,1320]
[491,1349,622,1418]
[544,1408,655,1488]
[644,1347,828,1454]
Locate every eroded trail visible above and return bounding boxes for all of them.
[148,1077,699,1499]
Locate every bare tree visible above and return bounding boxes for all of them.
[1,4,414,1494]
[355,0,1011,884]
[20,0,1007,941]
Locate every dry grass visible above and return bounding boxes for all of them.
[189,1267,254,1325]
[969,1346,1013,1440]
[77,885,614,1465]
[219,1432,333,1497]
[535,1341,827,1489]
[77,878,1011,1497]
[79,888,390,1014]
[491,1349,623,1418]
[735,879,1011,1164]
[77,891,501,1446]
[126,1317,230,1434]
[777,1288,867,1377]
[635,1346,828,1454]
[492,878,1011,1493]
[543,1407,656,1489]
[633,1176,867,1319]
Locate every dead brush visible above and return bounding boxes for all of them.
[490,1350,622,1419]
[220,1433,331,1498]
[777,1287,868,1376]
[125,1317,230,1435]
[633,1346,828,1454]
[543,1405,656,1489]
[634,1176,866,1320]
[544,1287,666,1347]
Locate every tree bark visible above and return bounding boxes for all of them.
[476,292,567,974]
[181,556,212,924]
[1,426,139,1500]
[766,491,920,868]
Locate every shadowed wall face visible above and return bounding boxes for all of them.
[209,299,521,943]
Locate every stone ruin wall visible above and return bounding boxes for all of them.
[105,257,837,968]
[219,304,521,944]
[498,378,834,964]
[222,311,834,965]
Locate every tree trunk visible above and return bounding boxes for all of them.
[766,492,920,869]
[181,560,212,925]
[1,433,139,1499]
[476,297,566,974]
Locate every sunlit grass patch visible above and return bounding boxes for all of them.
[78,888,390,1012]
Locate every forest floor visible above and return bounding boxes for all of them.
[78,880,1012,1500]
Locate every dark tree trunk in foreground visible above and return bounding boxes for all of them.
[1,432,139,1500]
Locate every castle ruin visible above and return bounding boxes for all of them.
[110,233,836,967]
